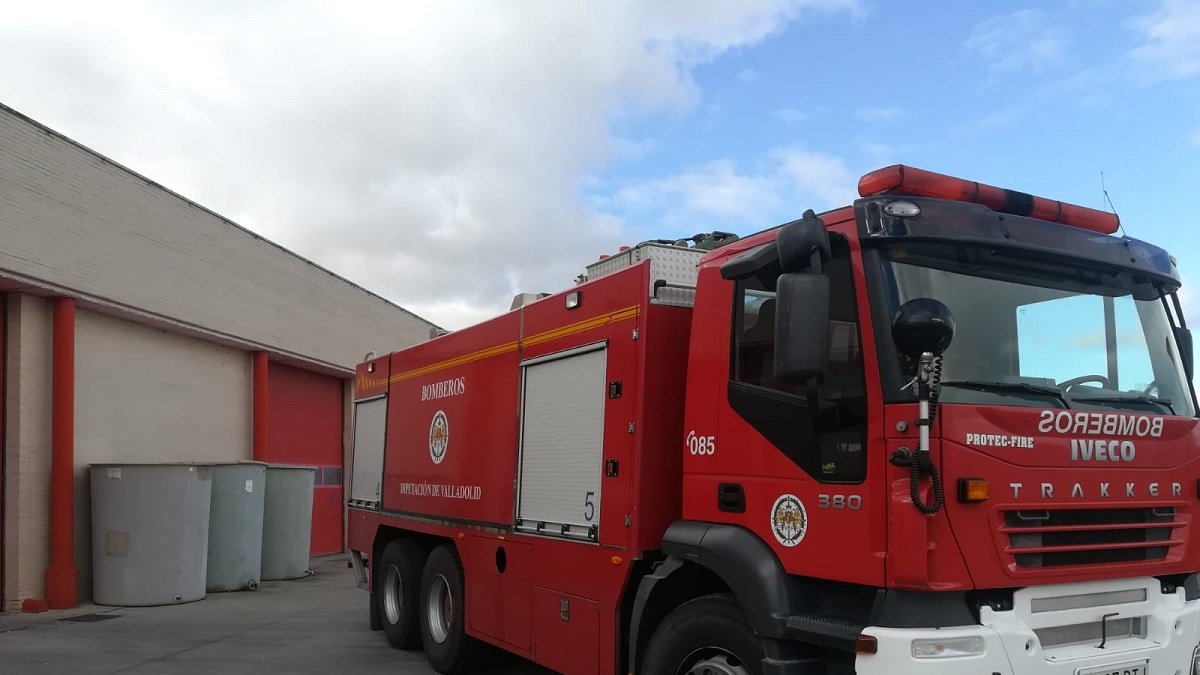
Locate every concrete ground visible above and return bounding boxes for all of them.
[0,555,548,674]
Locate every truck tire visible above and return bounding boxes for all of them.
[642,594,764,675]
[370,588,383,631]
[420,544,484,674]
[376,539,425,649]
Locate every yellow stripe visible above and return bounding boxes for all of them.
[355,373,389,390]
[389,305,639,383]
[390,341,520,383]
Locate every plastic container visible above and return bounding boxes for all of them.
[206,462,267,592]
[260,465,316,581]
[90,463,212,606]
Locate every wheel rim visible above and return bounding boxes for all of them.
[426,573,453,644]
[382,564,403,625]
[680,649,751,675]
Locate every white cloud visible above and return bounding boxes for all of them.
[855,139,915,167]
[1130,0,1200,80]
[0,0,861,329]
[855,106,903,123]
[773,148,858,206]
[772,107,818,123]
[1192,128,1200,146]
[966,9,1068,72]
[608,147,857,232]
[611,160,784,223]
[952,104,1031,135]
[738,68,764,83]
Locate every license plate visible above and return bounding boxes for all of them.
[1077,660,1148,675]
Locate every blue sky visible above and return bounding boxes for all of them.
[595,1,1200,309]
[1,1,1198,328]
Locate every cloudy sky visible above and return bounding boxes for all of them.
[2,0,1198,329]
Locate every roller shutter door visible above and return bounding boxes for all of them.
[516,344,607,541]
[267,363,345,556]
[0,294,5,604]
[349,396,386,506]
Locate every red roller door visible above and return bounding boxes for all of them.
[266,362,345,556]
[0,294,6,604]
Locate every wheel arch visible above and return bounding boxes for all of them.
[628,557,730,674]
[629,520,798,672]
[371,525,446,588]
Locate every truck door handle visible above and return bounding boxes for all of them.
[605,460,619,477]
[717,483,745,513]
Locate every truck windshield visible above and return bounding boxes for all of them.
[878,245,1195,417]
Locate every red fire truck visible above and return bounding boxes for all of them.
[347,165,1200,675]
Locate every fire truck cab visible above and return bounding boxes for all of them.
[348,165,1200,675]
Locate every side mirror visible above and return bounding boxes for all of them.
[774,272,831,384]
[891,298,955,359]
[1175,327,1194,381]
[776,209,830,273]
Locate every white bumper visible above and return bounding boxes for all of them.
[855,577,1200,675]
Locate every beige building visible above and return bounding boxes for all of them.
[0,103,436,611]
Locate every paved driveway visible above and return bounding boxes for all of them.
[0,555,548,674]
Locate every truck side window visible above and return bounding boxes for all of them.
[729,238,868,483]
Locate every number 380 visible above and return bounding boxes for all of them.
[818,494,862,510]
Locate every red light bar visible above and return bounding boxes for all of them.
[858,165,1120,235]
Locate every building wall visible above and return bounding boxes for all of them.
[0,103,433,372]
[0,104,439,610]
[2,295,53,610]
[71,309,253,600]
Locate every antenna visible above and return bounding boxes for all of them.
[1101,171,1126,237]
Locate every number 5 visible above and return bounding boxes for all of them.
[584,491,596,522]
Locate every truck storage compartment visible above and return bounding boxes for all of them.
[349,396,387,508]
[516,343,608,541]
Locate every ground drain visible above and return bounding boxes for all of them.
[59,613,121,623]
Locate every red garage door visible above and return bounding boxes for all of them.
[266,363,345,556]
[0,293,6,605]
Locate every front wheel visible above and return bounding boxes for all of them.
[642,594,764,675]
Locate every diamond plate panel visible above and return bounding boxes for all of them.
[584,243,705,307]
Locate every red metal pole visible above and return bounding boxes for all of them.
[45,297,77,609]
[253,351,269,462]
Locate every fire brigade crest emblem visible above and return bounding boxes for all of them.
[770,494,808,547]
[429,410,449,464]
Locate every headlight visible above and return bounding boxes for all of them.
[911,635,986,659]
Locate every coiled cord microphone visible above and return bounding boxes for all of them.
[891,353,945,515]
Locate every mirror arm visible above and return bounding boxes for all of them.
[808,250,823,275]
[1171,291,1189,330]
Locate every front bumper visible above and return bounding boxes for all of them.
[855,577,1200,675]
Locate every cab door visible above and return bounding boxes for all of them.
[686,224,885,586]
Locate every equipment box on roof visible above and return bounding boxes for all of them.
[585,242,706,307]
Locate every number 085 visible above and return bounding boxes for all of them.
[686,432,715,456]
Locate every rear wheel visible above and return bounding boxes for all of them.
[643,594,764,675]
[420,544,485,674]
[376,539,425,649]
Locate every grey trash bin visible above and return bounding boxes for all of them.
[90,463,212,606]
[206,462,267,592]
[260,465,316,581]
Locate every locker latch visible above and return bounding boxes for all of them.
[560,597,570,622]
[605,460,619,477]
[718,483,746,513]
[608,381,623,399]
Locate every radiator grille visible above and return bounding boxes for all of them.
[1002,507,1181,568]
